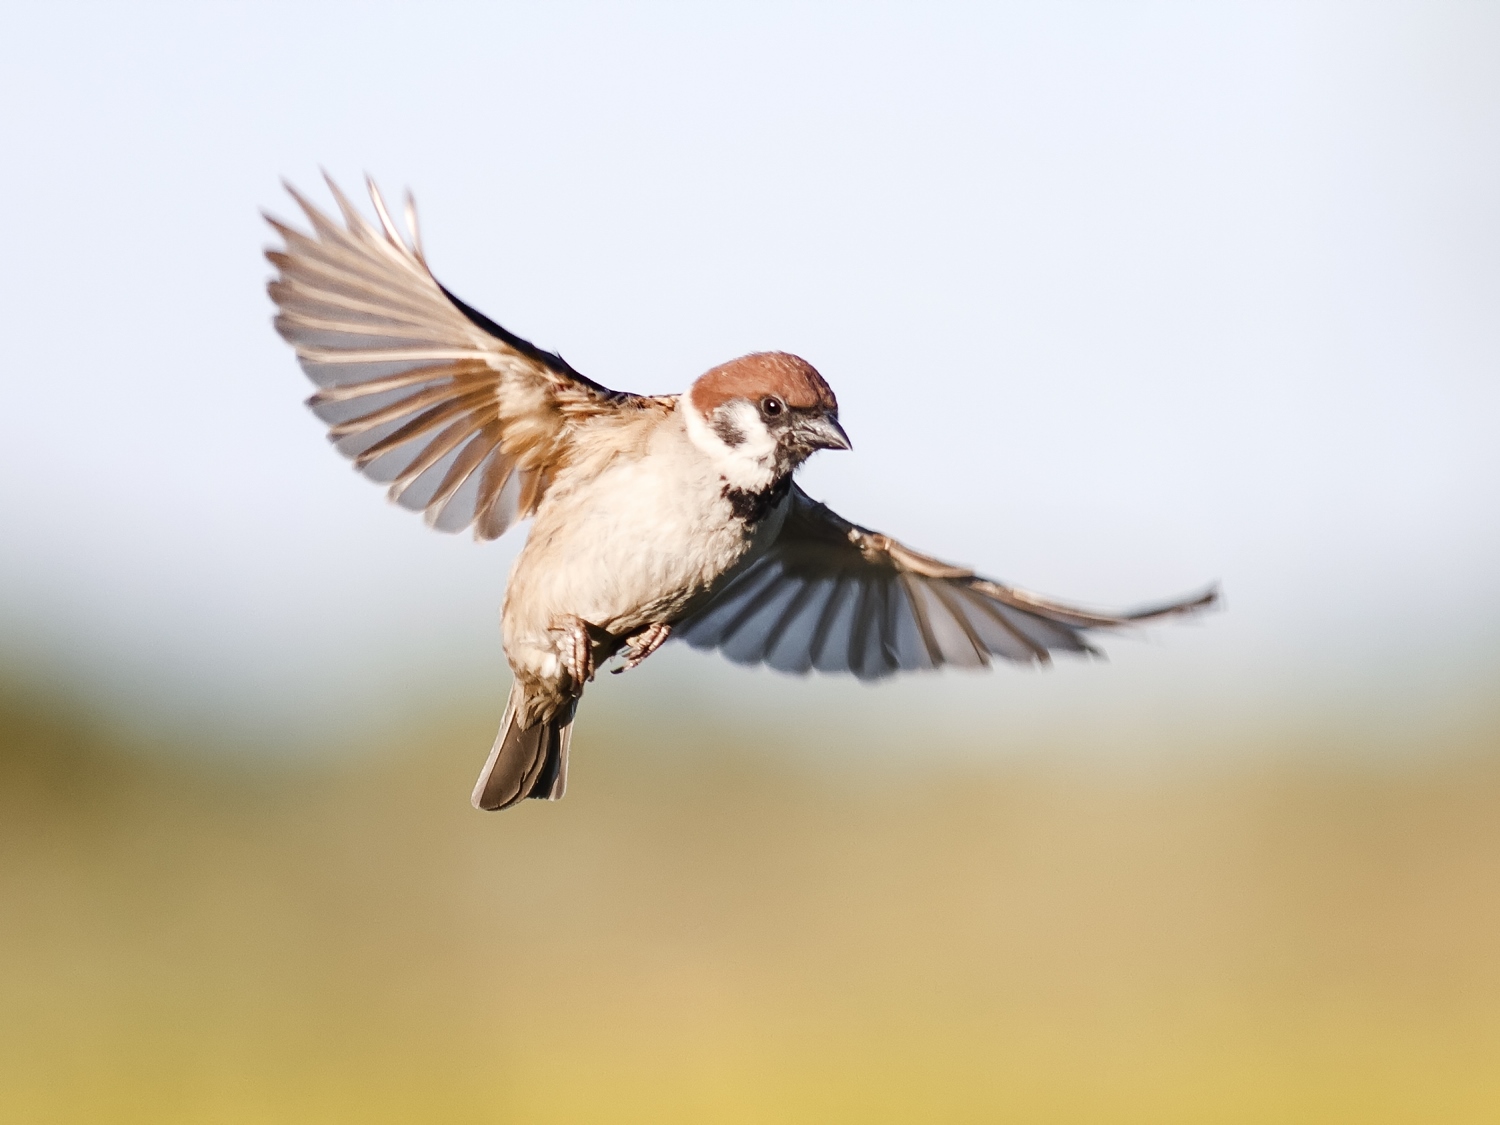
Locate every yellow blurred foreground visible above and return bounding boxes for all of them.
[3,686,1499,1124]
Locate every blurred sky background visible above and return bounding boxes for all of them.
[5,5,1500,1123]
[1,0,1497,748]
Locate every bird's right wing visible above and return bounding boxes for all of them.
[265,177,673,539]
[677,485,1217,680]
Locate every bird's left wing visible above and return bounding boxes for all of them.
[677,485,1217,680]
[265,176,673,539]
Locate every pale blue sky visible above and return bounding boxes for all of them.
[1,3,1496,750]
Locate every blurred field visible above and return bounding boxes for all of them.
[3,682,1499,1125]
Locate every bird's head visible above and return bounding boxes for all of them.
[683,351,850,492]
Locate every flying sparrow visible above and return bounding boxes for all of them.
[265,178,1216,811]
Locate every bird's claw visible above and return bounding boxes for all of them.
[612,622,671,674]
[559,617,595,686]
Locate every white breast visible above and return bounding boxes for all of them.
[503,406,782,654]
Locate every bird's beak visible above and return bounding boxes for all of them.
[797,412,852,452]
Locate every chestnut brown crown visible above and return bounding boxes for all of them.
[688,352,838,417]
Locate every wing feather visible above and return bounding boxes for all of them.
[804,576,847,671]
[691,560,790,650]
[677,485,1217,679]
[759,577,817,664]
[428,433,497,532]
[390,428,474,511]
[927,583,992,669]
[349,389,494,468]
[845,576,881,678]
[265,177,673,539]
[897,573,944,672]
[951,588,1050,663]
[771,579,839,675]
[426,422,503,516]
[473,453,523,540]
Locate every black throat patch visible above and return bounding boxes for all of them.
[723,473,791,526]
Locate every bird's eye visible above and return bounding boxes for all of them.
[761,397,784,417]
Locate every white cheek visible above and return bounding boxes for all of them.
[682,399,778,491]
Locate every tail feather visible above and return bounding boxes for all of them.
[471,684,576,811]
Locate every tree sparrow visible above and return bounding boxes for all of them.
[265,178,1217,811]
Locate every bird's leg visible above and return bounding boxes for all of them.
[556,616,597,686]
[612,622,672,674]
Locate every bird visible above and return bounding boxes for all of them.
[264,176,1217,812]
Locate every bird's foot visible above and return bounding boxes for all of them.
[557,617,596,686]
[612,622,672,674]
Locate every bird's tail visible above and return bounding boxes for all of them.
[470,683,575,811]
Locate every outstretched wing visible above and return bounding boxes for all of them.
[265,176,672,539]
[677,485,1217,680]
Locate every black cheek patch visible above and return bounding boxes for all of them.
[711,412,747,448]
